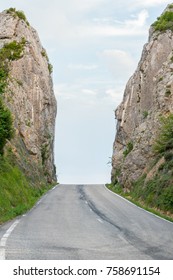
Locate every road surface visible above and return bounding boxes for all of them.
[0,184,173,259]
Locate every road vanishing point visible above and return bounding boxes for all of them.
[0,184,173,259]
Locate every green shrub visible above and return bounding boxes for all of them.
[143,111,148,118]
[6,8,29,26]
[154,114,173,154]
[165,88,171,96]
[123,141,133,157]
[48,63,53,74]
[0,40,25,61]
[164,151,173,161]
[132,173,173,212]
[0,98,14,155]
[0,39,26,153]
[152,11,173,32]
[0,39,26,95]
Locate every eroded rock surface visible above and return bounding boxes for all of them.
[111,5,173,189]
[0,10,57,184]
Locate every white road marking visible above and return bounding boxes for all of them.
[0,220,20,260]
[104,184,173,225]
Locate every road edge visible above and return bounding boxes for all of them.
[104,184,173,225]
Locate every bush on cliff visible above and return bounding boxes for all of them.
[152,11,173,32]
[0,98,13,155]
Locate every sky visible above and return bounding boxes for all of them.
[0,0,171,184]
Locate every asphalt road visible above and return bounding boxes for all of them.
[0,184,173,259]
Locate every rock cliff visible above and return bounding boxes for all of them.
[111,4,173,190]
[0,9,57,184]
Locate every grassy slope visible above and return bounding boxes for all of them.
[0,153,53,224]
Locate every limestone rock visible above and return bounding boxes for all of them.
[111,4,173,189]
[0,9,57,184]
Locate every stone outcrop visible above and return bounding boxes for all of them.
[0,9,57,184]
[111,4,173,189]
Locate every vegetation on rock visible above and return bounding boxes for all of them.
[109,114,173,218]
[6,8,29,26]
[152,10,173,32]
[123,141,133,158]
[0,99,13,155]
[0,39,26,154]
[154,114,173,154]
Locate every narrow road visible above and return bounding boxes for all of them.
[0,184,173,259]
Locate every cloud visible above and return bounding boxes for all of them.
[67,64,98,70]
[76,10,149,38]
[101,49,136,80]
[54,83,98,102]
[82,89,98,96]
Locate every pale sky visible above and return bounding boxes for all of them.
[0,0,171,183]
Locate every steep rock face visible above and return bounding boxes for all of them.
[0,10,57,184]
[111,5,173,189]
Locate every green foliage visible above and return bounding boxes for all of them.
[142,111,148,118]
[158,77,163,82]
[6,8,16,13]
[0,39,26,152]
[111,168,121,185]
[168,4,173,9]
[0,98,14,155]
[48,63,53,74]
[107,183,124,195]
[164,151,173,161]
[165,88,171,96]
[0,39,26,94]
[6,8,29,26]
[41,49,48,61]
[41,49,53,74]
[133,173,173,213]
[0,40,25,61]
[154,114,173,154]
[123,141,133,157]
[41,143,49,165]
[0,154,52,224]
[152,11,173,32]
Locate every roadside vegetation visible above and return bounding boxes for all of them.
[0,26,55,224]
[0,151,53,224]
[108,114,173,222]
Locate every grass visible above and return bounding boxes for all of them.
[0,154,54,224]
[106,183,173,223]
